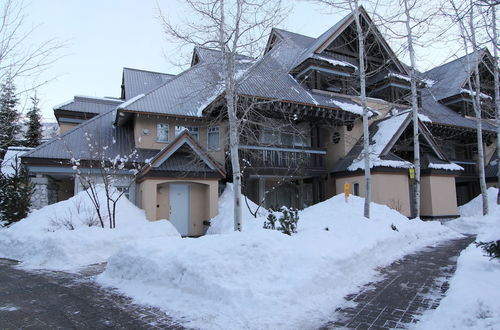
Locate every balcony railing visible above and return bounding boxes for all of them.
[239,145,326,169]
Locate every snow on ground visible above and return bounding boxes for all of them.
[98,185,458,329]
[415,188,500,329]
[0,186,179,271]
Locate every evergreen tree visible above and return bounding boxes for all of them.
[0,158,33,226]
[0,76,21,154]
[24,95,43,147]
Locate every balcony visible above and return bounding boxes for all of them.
[239,145,326,170]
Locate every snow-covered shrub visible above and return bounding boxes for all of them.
[264,206,299,235]
[475,240,500,260]
[263,212,277,230]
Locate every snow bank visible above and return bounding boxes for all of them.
[207,183,267,234]
[458,187,499,218]
[0,186,180,271]
[416,190,500,329]
[99,191,458,329]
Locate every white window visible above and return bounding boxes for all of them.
[175,126,199,141]
[157,123,169,142]
[208,126,220,150]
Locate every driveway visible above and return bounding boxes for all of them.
[0,259,184,329]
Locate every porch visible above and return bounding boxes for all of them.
[138,178,219,237]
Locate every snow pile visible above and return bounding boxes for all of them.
[207,183,267,234]
[0,186,180,271]
[458,187,499,218]
[428,162,463,171]
[416,190,500,329]
[99,190,458,329]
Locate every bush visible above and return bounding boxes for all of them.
[0,162,33,226]
[263,206,299,236]
[475,240,500,260]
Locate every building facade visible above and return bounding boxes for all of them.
[22,8,498,235]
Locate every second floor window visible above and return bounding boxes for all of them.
[157,123,169,142]
[260,128,310,147]
[175,126,199,141]
[208,126,220,150]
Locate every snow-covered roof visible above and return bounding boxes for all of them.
[332,111,464,173]
[54,95,123,115]
[117,27,372,119]
[1,146,33,176]
[346,112,413,171]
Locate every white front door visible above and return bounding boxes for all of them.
[169,184,190,236]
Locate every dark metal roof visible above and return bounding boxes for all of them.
[422,50,484,101]
[152,152,212,172]
[22,108,136,162]
[122,68,175,100]
[420,91,497,132]
[54,96,123,115]
[118,32,368,118]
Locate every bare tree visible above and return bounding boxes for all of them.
[309,0,373,218]
[478,0,499,204]
[0,0,62,86]
[383,0,442,218]
[159,0,287,230]
[448,0,489,215]
[65,128,144,229]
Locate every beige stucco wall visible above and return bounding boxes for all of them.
[323,97,396,167]
[420,175,459,217]
[334,172,411,216]
[59,123,78,134]
[138,178,219,236]
[133,115,227,164]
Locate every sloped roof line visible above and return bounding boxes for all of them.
[23,107,118,159]
[139,129,225,177]
[123,67,175,77]
[117,60,212,113]
[379,111,412,156]
[294,6,407,75]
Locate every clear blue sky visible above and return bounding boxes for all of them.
[20,0,452,121]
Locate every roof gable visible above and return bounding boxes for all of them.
[140,130,225,177]
[292,6,407,75]
[334,109,459,173]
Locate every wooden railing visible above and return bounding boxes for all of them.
[239,145,326,169]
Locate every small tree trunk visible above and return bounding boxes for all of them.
[403,0,421,218]
[468,3,489,215]
[353,3,371,218]
[491,6,500,205]
[220,0,243,231]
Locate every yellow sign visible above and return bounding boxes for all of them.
[344,183,350,197]
[409,168,415,179]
